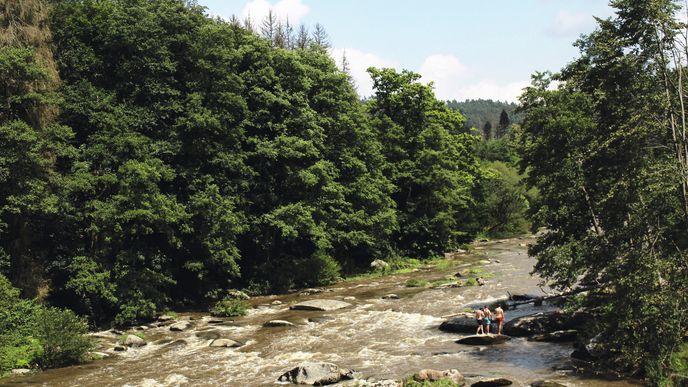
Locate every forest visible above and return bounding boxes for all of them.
[1,0,686,385]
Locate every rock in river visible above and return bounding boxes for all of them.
[277,362,357,385]
[439,316,479,333]
[209,339,242,348]
[382,294,399,300]
[456,334,511,345]
[264,320,295,327]
[503,311,568,336]
[530,381,568,387]
[471,378,513,386]
[413,369,464,384]
[528,330,577,343]
[124,334,146,347]
[169,321,193,332]
[290,299,352,311]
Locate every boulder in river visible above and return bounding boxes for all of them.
[169,321,193,332]
[123,334,146,347]
[158,315,175,322]
[439,316,479,333]
[530,381,568,387]
[209,339,242,348]
[382,294,399,300]
[290,299,352,311]
[11,369,32,376]
[528,330,578,343]
[503,311,568,336]
[413,369,464,385]
[308,316,335,323]
[196,330,222,341]
[264,320,295,327]
[456,334,511,345]
[471,378,513,386]
[277,362,357,385]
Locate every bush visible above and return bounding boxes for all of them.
[0,275,93,376]
[210,299,248,317]
[405,278,429,288]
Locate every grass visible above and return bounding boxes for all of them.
[406,278,429,288]
[464,278,478,286]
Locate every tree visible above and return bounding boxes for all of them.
[518,0,688,381]
[311,23,330,50]
[497,109,510,138]
[367,68,480,258]
[482,121,492,140]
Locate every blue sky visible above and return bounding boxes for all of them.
[200,0,614,102]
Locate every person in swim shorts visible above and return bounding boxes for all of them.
[482,306,493,334]
[494,305,505,335]
[475,308,485,335]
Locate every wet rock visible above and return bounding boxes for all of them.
[508,293,538,301]
[124,334,146,347]
[290,299,352,311]
[439,316,478,333]
[503,311,568,337]
[434,282,460,289]
[10,369,32,376]
[113,345,127,351]
[196,330,222,341]
[110,329,125,335]
[413,369,464,385]
[471,378,513,386]
[209,339,242,348]
[277,362,357,385]
[519,243,527,247]
[476,278,487,286]
[227,289,250,300]
[528,330,577,343]
[169,321,193,332]
[456,334,511,345]
[343,296,356,301]
[158,315,175,322]
[164,339,188,349]
[89,351,110,360]
[382,294,399,300]
[204,318,226,324]
[299,288,325,296]
[271,300,283,305]
[264,320,295,327]
[308,316,335,323]
[135,325,149,331]
[530,381,568,387]
[370,259,389,270]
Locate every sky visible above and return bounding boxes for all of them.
[200,0,615,102]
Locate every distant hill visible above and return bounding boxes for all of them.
[446,99,521,138]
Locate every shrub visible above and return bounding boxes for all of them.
[210,299,248,317]
[33,307,94,369]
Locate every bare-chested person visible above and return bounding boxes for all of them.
[494,305,505,335]
[475,308,485,335]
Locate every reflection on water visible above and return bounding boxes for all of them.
[1,238,643,387]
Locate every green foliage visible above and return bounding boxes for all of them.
[446,98,520,136]
[463,278,478,286]
[519,1,688,381]
[367,68,480,258]
[0,275,92,376]
[210,299,249,318]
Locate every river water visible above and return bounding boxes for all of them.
[1,238,643,386]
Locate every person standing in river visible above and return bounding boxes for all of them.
[494,305,505,335]
[475,308,485,335]
[482,306,493,334]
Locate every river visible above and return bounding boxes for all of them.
[1,237,643,386]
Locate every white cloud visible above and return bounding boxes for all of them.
[240,0,309,25]
[547,10,594,37]
[330,48,396,98]
[455,79,530,102]
[418,54,468,100]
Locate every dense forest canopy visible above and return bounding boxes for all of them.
[446,99,520,139]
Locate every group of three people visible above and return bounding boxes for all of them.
[475,305,504,335]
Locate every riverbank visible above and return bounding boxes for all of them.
[0,237,643,387]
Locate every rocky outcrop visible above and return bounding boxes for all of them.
[503,311,568,336]
[439,316,480,333]
[528,330,577,343]
[290,299,352,311]
[413,369,465,385]
[277,362,357,385]
[456,334,511,345]
[264,320,295,327]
